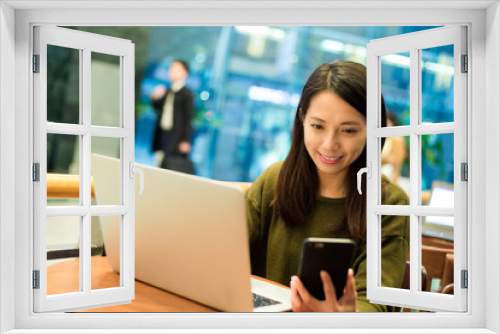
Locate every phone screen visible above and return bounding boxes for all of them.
[297,238,356,300]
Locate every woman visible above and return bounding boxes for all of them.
[245,61,410,312]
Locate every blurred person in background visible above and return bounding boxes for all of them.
[381,112,409,190]
[151,59,194,174]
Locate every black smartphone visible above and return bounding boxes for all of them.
[297,237,357,301]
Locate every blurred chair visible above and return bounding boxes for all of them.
[441,283,454,295]
[421,245,454,292]
[395,261,428,312]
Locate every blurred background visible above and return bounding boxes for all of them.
[47,26,454,188]
[45,26,457,298]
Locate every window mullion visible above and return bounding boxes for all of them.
[409,47,421,296]
[81,48,92,295]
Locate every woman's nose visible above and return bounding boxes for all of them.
[323,133,340,151]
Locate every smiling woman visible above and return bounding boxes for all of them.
[245,61,410,312]
[303,90,367,199]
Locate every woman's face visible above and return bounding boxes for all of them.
[303,90,367,185]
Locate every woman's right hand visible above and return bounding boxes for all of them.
[290,268,358,312]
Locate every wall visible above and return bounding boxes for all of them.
[0,2,16,333]
[486,2,500,333]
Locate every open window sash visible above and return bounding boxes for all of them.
[33,26,136,312]
[366,26,467,312]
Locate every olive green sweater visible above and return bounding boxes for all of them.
[246,161,410,312]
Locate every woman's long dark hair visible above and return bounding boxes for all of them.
[274,61,387,239]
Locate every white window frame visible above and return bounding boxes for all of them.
[0,2,498,333]
[32,26,136,312]
[365,26,467,312]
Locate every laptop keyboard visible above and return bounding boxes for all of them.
[252,293,281,308]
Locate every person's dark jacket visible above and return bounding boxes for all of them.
[151,86,193,155]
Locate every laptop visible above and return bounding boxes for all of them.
[422,181,454,241]
[91,154,291,312]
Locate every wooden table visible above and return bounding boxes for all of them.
[47,256,217,312]
[47,256,288,312]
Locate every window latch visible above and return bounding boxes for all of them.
[357,162,372,195]
[129,162,144,195]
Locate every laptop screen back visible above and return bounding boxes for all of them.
[92,154,254,312]
[422,181,454,240]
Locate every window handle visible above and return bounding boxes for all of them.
[357,162,371,195]
[129,162,145,195]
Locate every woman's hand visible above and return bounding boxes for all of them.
[290,268,358,312]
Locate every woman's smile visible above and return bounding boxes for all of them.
[318,152,343,164]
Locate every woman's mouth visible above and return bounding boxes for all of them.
[319,153,342,164]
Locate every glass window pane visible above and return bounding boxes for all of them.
[421,133,454,206]
[47,216,80,295]
[380,215,410,293]
[421,216,454,294]
[421,45,454,124]
[91,136,121,206]
[92,215,121,291]
[47,134,80,206]
[381,136,410,200]
[381,52,410,127]
[47,45,80,124]
[91,52,121,127]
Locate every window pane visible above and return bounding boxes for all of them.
[91,52,121,127]
[47,216,80,295]
[421,45,454,124]
[47,45,80,124]
[421,216,454,294]
[381,52,410,127]
[91,136,121,206]
[421,133,454,206]
[381,136,410,199]
[380,215,410,292]
[92,215,121,290]
[47,134,80,206]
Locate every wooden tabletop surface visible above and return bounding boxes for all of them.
[47,256,217,312]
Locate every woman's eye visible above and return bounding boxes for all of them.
[343,129,357,134]
[311,124,323,130]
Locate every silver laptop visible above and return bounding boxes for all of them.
[422,181,455,241]
[91,154,291,312]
